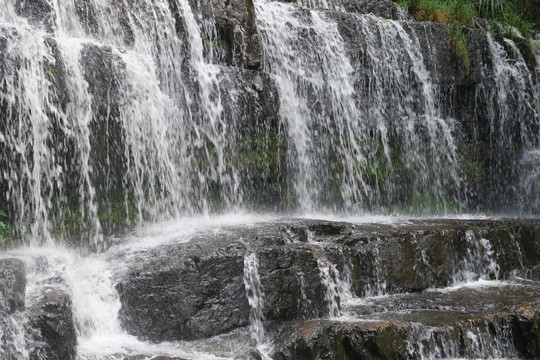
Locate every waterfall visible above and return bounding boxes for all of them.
[452,230,500,284]
[255,2,462,213]
[483,33,540,211]
[1,0,539,248]
[0,0,244,246]
[519,149,540,212]
[2,0,540,358]
[255,1,362,212]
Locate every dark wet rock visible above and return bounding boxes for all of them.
[0,258,26,314]
[205,0,262,69]
[27,287,77,360]
[117,218,540,342]
[116,223,330,341]
[511,305,540,358]
[529,264,540,280]
[272,282,540,359]
[117,241,251,341]
[257,245,328,321]
[14,0,55,33]
[272,321,410,360]
[74,0,134,47]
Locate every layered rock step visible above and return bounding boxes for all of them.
[113,218,540,358]
[272,281,540,359]
[2,218,539,359]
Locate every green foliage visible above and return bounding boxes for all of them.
[408,0,475,26]
[476,0,512,18]
[47,68,57,83]
[0,210,10,246]
[399,0,538,33]
[500,11,534,37]
[448,26,471,73]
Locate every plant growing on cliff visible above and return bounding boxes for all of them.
[0,210,10,246]
[398,0,538,32]
[476,0,512,18]
[408,0,475,26]
[47,68,58,83]
[449,26,470,74]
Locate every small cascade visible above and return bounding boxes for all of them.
[0,312,27,360]
[316,259,342,318]
[19,250,126,357]
[307,244,353,317]
[363,240,388,297]
[407,318,517,359]
[317,258,354,318]
[483,34,540,210]
[452,230,500,284]
[519,149,540,213]
[243,253,271,359]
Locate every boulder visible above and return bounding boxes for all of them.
[27,287,77,360]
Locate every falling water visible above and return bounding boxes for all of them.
[452,230,500,284]
[255,2,462,213]
[519,149,540,213]
[243,253,271,359]
[483,34,540,211]
[0,0,246,246]
[407,319,517,359]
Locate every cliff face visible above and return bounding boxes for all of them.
[0,0,539,242]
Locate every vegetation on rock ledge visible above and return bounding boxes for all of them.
[397,0,539,34]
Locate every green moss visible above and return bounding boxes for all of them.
[0,221,10,246]
[237,129,286,171]
[409,0,475,26]
[398,0,538,35]
[449,26,471,74]
[460,159,487,183]
[389,187,461,215]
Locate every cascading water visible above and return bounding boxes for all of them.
[255,2,462,213]
[0,0,245,246]
[243,253,272,359]
[1,0,539,247]
[482,33,540,211]
[452,230,500,284]
[406,319,517,359]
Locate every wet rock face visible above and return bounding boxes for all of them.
[205,0,262,69]
[27,286,77,360]
[272,321,410,360]
[0,258,76,360]
[117,245,251,341]
[0,258,26,314]
[14,0,55,33]
[116,227,329,341]
[272,282,540,359]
